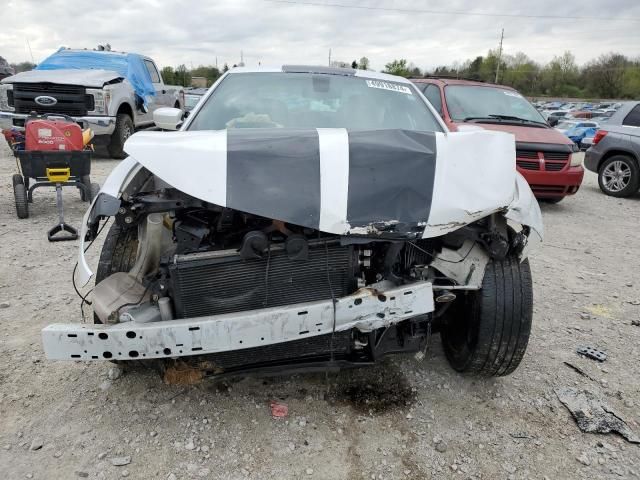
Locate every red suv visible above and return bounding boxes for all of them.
[412,78,584,202]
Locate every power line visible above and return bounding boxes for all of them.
[264,0,640,22]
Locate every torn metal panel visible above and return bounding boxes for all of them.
[76,156,143,287]
[555,387,640,443]
[42,281,434,361]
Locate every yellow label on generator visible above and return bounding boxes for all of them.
[46,168,71,183]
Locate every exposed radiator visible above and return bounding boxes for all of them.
[169,242,357,318]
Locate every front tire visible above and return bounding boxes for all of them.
[441,257,533,377]
[107,113,134,159]
[598,155,640,197]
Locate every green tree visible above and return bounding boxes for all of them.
[351,60,358,69]
[161,66,175,85]
[174,64,191,87]
[384,59,411,77]
[358,56,369,70]
[582,53,629,98]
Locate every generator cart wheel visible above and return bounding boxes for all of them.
[12,174,29,219]
[94,222,139,324]
[440,257,533,377]
[107,113,134,160]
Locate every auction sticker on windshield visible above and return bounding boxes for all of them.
[366,80,412,94]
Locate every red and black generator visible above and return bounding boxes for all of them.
[7,113,100,241]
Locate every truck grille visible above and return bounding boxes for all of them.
[516,149,570,172]
[169,242,358,319]
[13,83,93,116]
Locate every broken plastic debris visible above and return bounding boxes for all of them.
[576,346,607,362]
[270,401,289,418]
[555,387,639,443]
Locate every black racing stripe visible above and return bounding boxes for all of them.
[346,130,437,234]
[226,129,321,228]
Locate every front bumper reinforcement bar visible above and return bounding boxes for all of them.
[42,282,434,361]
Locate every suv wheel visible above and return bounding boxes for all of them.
[107,113,134,159]
[598,155,640,197]
[440,257,533,377]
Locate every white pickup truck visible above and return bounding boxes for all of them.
[0,48,184,158]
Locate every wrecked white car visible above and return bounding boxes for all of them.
[42,66,543,379]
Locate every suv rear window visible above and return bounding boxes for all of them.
[623,104,640,127]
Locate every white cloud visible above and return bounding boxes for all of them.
[1,0,639,70]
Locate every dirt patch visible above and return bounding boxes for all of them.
[329,364,416,414]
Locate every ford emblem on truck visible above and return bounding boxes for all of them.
[35,95,58,106]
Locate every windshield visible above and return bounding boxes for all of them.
[445,85,546,123]
[188,72,442,132]
[185,94,202,109]
[556,121,578,129]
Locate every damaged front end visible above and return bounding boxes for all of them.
[43,128,543,378]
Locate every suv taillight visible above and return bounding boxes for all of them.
[592,130,608,145]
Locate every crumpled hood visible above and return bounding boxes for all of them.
[123,128,543,241]
[1,68,123,87]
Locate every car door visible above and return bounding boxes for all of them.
[143,59,168,112]
[621,103,640,157]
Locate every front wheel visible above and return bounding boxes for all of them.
[598,155,640,198]
[107,114,134,159]
[441,257,533,377]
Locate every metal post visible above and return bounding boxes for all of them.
[495,28,504,84]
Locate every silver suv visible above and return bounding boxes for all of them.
[585,101,640,197]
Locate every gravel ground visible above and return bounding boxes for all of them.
[0,142,639,480]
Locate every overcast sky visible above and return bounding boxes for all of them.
[2,0,640,71]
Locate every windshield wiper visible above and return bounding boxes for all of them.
[463,114,548,127]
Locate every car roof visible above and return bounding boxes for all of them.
[410,77,517,90]
[606,101,640,125]
[228,65,413,84]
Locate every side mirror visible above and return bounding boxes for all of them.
[153,107,183,130]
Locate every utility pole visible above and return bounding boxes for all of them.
[26,38,35,63]
[495,28,504,84]
[328,48,331,67]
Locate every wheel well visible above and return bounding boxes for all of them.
[598,149,638,171]
[117,103,134,119]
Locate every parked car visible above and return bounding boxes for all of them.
[184,88,208,112]
[585,101,640,197]
[412,78,583,202]
[543,110,571,126]
[555,120,598,135]
[555,120,599,147]
[0,48,185,158]
[42,66,543,379]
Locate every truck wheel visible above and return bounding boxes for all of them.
[94,222,139,324]
[107,113,134,159]
[440,257,533,377]
[598,155,640,197]
[13,174,29,219]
